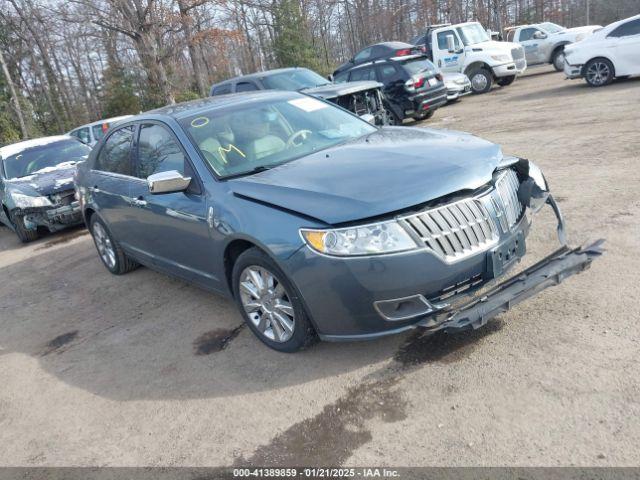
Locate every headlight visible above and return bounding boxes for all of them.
[528,161,548,191]
[9,191,52,209]
[301,221,419,256]
[491,54,511,62]
[454,78,468,85]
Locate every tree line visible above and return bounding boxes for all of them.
[1,0,638,143]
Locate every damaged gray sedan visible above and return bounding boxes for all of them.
[0,136,90,242]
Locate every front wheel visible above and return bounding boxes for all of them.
[232,247,316,352]
[497,75,516,87]
[468,67,493,94]
[552,49,565,72]
[584,58,614,87]
[9,211,38,243]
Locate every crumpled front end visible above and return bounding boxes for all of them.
[11,188,82,232]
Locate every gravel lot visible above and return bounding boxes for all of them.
[1,66,639,467]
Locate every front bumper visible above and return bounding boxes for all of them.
[492,62,526,78]
[564,59,583,79]
[19,200,83,232]
[287,195,602,341]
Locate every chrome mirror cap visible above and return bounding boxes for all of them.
[147,170,191,194]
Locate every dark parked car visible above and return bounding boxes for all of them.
[76,91,600,352]
[333,41,422,78]
[211,67,390,126]
[0,136,90,242]
[333,50,448,123]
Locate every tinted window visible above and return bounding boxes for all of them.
[609,19,640,37]
[236,82,259,92]
[410,34,426,45]
[136,124,185,178]
[354,47,373,62]
[94,126,133,176]
[261,69,330,90]
[349,67,376,81]
[399,57,437,76]
[212,84,232,95]
[437,30,460,50]
[92,124,108,142]
[378,64,398,81]
[519,28,538,41]
[333,71,349,83]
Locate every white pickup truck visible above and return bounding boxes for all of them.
[505,22,601,71]
[411,22,526,94]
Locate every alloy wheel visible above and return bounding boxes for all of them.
[239,266,295,343]
[92,222,116,270]
[586,61,610,86]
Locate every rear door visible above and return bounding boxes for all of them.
[88,125,137,240]
[127,122,217,287]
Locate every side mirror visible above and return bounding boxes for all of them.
[147,170,191,194]
[446,34,456,53]
[327,73,334,82]
[533,31,547,39]
[360,113,376,124]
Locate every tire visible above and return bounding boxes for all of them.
[551,48,565,72]
[89,215,139,275]
[232,247,317,352]
[584,58,614,87]
[467,67,493,94]
[9,211,39,243]
[497,75,516,87]
[385,107,402,126]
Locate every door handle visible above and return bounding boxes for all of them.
[132,196,147,207]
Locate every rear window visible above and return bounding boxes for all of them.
[399,57,437,76]
[212,84,232,95]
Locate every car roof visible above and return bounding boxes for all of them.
[0,135,73,159]
[69,115,134,131]
[212,67,314,86]
[138,90,302,121]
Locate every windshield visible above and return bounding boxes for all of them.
[180,95,377,178]
[261,69,331,91]
[2,139,90,179]
[400,57,437,76]
[540,22,565,34]
[456,24,490,45]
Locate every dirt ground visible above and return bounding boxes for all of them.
[1,66,639,467]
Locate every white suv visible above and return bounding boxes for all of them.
[564,14,640,87]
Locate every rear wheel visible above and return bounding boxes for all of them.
[385,107,402,125]
[232,247,316,352]
[9,211,38,243]
[468,67,493,94]
[89,215,139,275]
[497,75,516,87]
[552,49,565,72]
[584,58,614,87]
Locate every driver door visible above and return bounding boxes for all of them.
[518,28,546,65]
[127,122,218,289]
[434,30,464,72]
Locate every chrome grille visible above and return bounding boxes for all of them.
[493,168,523,232]
[401,198,498,262]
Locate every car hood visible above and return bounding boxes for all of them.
[228,127,503,225]
[6,163,77,197]
[302,81,383,99]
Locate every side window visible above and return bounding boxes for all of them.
[94,126,133,176]
[136,124,185,179]
[71,128,91,144]
[609,19,640,38]
[519,28,537,42]
[236,82,259,92]
[212,84,232,95]
[437,30,460,50]
[377,64,398,81]
[333,71,349,83]
[349,67,376,82]
[354,47,373,62]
